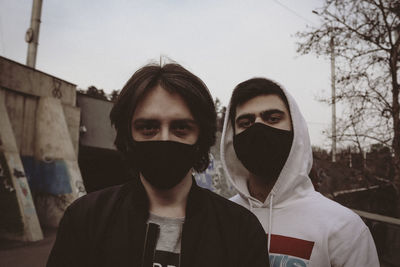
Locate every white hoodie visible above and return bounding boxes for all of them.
[221,83,379,267]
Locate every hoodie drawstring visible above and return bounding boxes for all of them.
[248,194,274,252]
[248,198,254,212]
[268,193,274,252]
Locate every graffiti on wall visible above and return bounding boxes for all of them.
[21,156,73,195]
[13,168,28,197]
[0,152,24,234]
[7,153,37,216]
[0,161,15,193]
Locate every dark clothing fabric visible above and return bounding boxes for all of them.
[47,178,269,267]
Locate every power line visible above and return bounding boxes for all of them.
[270,0,317,26]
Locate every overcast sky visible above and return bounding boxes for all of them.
[0,0,334,148]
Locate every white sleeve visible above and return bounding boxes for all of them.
[332,226,380,267]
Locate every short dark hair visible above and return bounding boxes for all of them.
[229,78,290,128]
[110,62,217,172]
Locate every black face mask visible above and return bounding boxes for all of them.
[233,123,293,182]
[128,140,197,189]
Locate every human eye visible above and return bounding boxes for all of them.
[134,121,160,137]
[236,117,254,129]
[263,112,283,124]
[171,121,194,137]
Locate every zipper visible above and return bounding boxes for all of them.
[141,223,160,267]
[141,223,150,267]
[179,221,184,267]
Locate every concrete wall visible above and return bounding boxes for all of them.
[0,90,43,241]
[0,57,80,157]
[0,57,76,106]
[0,56,84,238]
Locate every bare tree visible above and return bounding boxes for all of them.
[110,89,120,102]
[296,0,400,210]
[214,98,226,132]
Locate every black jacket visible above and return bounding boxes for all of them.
[47,178,269,267]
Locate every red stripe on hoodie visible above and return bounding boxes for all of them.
[269,234,314,260]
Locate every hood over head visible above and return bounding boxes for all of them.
[221,79,314,208]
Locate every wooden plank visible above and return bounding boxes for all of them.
[21,96,37,157]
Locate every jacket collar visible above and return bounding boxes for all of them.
[126,175,205,220]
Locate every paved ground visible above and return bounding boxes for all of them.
[0,229,56,267]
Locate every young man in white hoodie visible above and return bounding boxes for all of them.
[221,78,379,267]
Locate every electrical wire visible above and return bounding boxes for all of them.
[271,0,317,26]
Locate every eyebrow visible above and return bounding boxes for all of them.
[260,109,285,117]
[235,109,286,124]
[132,119,159,126]
[133,118,197,125]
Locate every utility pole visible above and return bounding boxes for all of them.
[25,0,43,68]
[313,9,337,163]
[349,146,352,168]
[330,35,337,162]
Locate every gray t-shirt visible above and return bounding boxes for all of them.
[148,213,185,267]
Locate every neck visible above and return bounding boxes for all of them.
[247,174,275,203]
[141,171,192,218]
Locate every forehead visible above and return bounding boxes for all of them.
[235,94,290,118]
[133,85,194,119]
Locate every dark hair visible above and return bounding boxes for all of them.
[110,62,217,172]
[229,78,290,128]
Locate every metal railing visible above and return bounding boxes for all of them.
[353,209,400,266]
